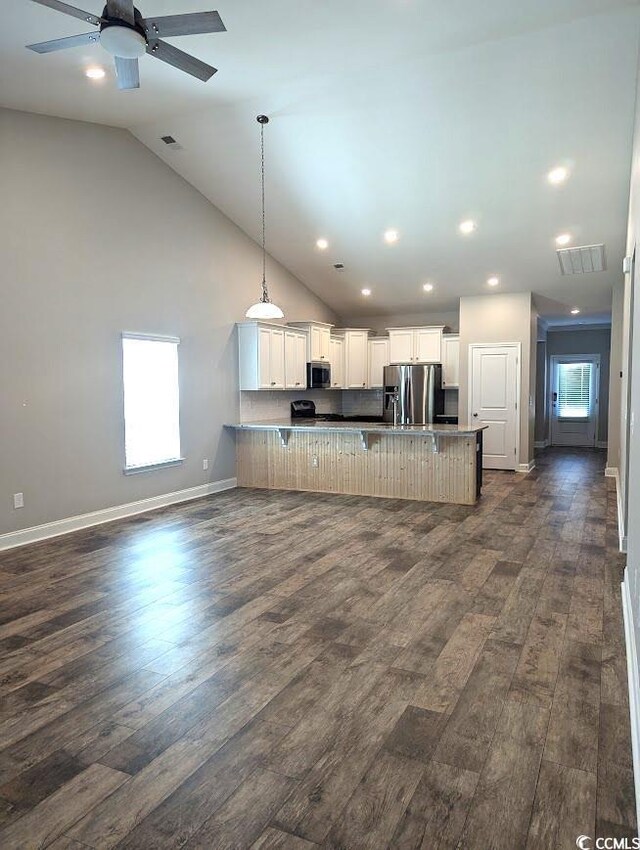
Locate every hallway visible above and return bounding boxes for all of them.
[0,449,635,848]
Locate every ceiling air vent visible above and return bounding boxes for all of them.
[557,244,606,275]
[160,135,183,151]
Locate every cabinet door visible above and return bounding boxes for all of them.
[388,329,414,364]
[415,328,442,363]
[269,329,285,389]
[442,335,460,388]
[329,337,344,388]
[258,328,272,389]
[285,332,306,390]
[295,333,307,388]
[368,338,389,388]
[319,328,331,361]
[345,331,369,388]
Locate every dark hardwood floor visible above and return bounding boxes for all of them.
[0,448,636,848]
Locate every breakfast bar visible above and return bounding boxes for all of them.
[226,420,486,505]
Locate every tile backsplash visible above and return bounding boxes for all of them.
[240,390,342,422]
[240,387,457,422]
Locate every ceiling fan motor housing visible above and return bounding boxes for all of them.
[99,5,147,58]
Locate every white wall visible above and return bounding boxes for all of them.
[458,292,535,465]
[622,46,640,824]
[0,108,336,535]
[608,282,624,471]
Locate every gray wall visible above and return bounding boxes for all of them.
[543,327,612,445]
[608,281,624,470]
[535,340,548,445]
[0,108,336,534]
[339,310,459,335]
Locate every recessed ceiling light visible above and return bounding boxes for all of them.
[384,229,399,244]
[548,166,569,185]
[459,219,476,235]
[85,67,106,80]
[423,283,434,292]
[555,233,571,246]
[487,276,500,287]
[361,288,371,296]
[316,238,329,250]
[570,307,580,315]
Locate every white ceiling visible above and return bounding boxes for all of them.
[3,0,640,321]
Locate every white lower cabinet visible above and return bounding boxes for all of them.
[368,337,390,388]
[329,336,344,388]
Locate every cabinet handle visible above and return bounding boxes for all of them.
[271,382,276,386]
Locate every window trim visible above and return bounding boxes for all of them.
[121,332,183,474]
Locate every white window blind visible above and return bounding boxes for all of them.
[122,334,181,470]
[557,361,593,419]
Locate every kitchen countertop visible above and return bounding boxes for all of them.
[226,419,486,436]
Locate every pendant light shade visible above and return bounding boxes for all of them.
[245,115,284,320]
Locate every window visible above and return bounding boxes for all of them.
[556,361,593,419]
[122,334,182,471]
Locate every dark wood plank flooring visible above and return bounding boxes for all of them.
[0,448,635,848]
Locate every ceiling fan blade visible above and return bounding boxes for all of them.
[142,11,226,38]
[147,40,217,82]
[115,56,140,90]
[26,30,100,53]
[29,0,103,26]
[106,0,134,25]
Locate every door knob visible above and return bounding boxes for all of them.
[473,413,478,417]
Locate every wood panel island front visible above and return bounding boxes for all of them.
[226,421,487,505]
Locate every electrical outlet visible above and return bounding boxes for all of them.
[202,459,209,471]
[13,493,24,509]
[311,456,319,468]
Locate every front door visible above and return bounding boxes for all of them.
[470,344,520,470]
[550,355,599,447]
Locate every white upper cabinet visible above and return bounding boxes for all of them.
[442,334,460,388]
[238,322,300,390]
[345,331,369,388]
[388,326,444,364]
[288,321,333,362]
[415,328,442,363]
[387,329,414,364]
[329,336,344,388]
[284,330,307,390]
[369,337,390,388]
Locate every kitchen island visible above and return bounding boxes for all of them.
[226,420,486,505]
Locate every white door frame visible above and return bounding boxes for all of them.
[549,353,600,447]
[468,342,521,470]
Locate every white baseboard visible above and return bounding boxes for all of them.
[534,440,549,449]
[517,460,536,473]
[622,576,640,831]
[605,467,627,552]
[0,478,237,552]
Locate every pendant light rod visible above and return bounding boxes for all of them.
[245,114,284,319]
[258,114,268,296]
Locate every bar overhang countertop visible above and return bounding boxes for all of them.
[226,420,488,505]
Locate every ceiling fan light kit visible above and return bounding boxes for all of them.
[26,0,225,90]
[246,116,285,321]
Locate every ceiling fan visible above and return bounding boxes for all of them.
[26,0,226,90]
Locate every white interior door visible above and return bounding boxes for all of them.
[550,355,599,447]
[470,344,519,470]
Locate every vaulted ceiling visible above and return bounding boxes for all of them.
[3,0,640,322]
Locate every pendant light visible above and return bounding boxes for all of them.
[245,115,284,320]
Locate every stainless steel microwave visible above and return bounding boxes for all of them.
[307,361,331,389]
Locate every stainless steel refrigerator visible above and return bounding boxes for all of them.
[383,364,444,424]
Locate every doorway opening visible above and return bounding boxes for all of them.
[550,354,601,447]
